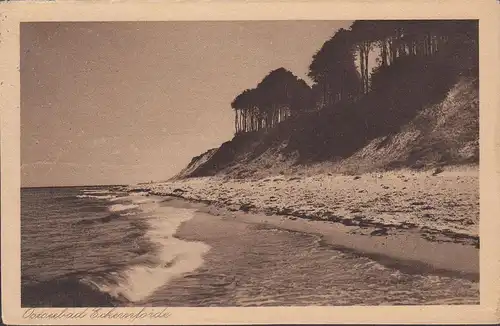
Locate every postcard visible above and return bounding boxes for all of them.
[1,0,499,324]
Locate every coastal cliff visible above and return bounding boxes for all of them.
[173,21,478,181]
[175,76,478,180]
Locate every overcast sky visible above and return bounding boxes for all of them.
[21,21,352,187]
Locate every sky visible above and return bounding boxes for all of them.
[21,21,352,187]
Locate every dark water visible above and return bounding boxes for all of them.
[21,186,209,307]
[21,187,479,307]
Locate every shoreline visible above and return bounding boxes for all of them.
[132,168,479,281]
[161,196,479,282]
[135,168,479,247]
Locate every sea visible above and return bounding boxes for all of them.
[21,186,479,307]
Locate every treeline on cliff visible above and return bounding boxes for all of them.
[231,20,478,135]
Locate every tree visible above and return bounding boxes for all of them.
[233,20,478,135]
[309,28,361,107]
[350,21,380,94]
[231,68,312,134]
[256,67,312,128]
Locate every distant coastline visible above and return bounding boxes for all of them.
[21,184,128,190]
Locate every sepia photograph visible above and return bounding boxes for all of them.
[1,1,500,325]
[20,19,480,307]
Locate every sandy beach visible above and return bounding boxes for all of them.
[132,166,479,281]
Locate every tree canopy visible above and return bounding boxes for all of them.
[231,20,478,135]
[231,68,313,134]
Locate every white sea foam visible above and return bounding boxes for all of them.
[121,212,138,216]
[130,197,154,204]
[109,204,139,212]
[109,195,154,205]
[129,191,149,197]
[82,190,111,194]
[109,196,127,202]
[109,190,153,202]
[77,194,117,200]
[89,205,210,302]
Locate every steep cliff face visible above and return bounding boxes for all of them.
[332,76,479,172]
[172,148,219,179]
[175,76,478,180]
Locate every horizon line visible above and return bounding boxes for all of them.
[21,183,131,189]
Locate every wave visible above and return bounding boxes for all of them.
[110,196,127,202]
[130,197,154,204]
[122,212,138,216]
[29,201,211,305]
[110,196,154,204]
[129,191,149,197]
[109,204,139,212]
[82,189,111,195]
[86,205,211,303]
[76,194,117,200]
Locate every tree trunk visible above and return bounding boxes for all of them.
[427,32,432,55]
[240,109,243,133]
[243,109,247,133]
[364,42,369,93]
[387,38,394,64]
[381,39,388,67]
[235,110,238,133]
[359,49,365,94]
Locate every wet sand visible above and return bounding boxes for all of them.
[140,167,479,249]
[130,168,479,305]
[164,197,479,281]
[135,198,479,306]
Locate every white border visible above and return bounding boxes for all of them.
[1,1,499,324]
